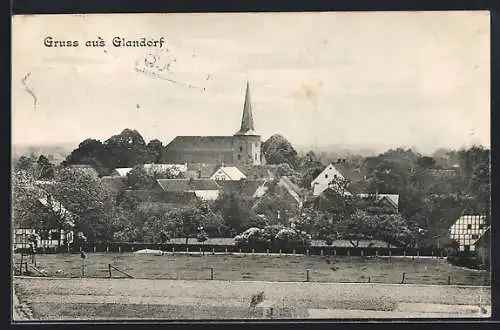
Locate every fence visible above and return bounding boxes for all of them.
[21,242,453,258]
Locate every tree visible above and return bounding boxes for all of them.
[175,201,221,245]
[213,191,254,234]
[146,139,165,163]
[103,129,148,169]
[45,167,109,243]
[125,164,183,189]
[300,165,324,189]
[417,156,436,169]
[334,210,378,247]
[37,155,55,180]
[262,134,298,168]
[63,139,108,176]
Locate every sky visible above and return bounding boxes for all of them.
[12,12,490,154]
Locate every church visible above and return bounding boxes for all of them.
[163,81,263,166]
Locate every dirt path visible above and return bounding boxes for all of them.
[13,277,491,319]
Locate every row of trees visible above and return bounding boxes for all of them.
[12,127,490,249]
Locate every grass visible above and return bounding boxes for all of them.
[13,252,490,286]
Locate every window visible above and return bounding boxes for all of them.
[239,146,243,152]
[479,224,484,229]
[467,224,472,230]
[255,154,257,161]
[471,234,478,240]
[237,155,241,161]
[464,245,470,252]
[51,231,60,240]
[325,174,328,178]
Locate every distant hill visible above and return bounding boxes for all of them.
[12,143,77,164]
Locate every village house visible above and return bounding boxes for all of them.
[474,227,490,267]
[210,166,247,181]
[14,194,75,250]
[311,163,352,196]
[449,215,488,252]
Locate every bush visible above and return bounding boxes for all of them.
[234,225,311,251]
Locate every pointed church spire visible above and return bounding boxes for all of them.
[235,80,258,136]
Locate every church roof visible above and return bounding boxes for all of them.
[166,136,235,150]
[234,81,258,136]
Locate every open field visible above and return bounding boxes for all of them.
[13,252,490,285]
[13,277,491,320]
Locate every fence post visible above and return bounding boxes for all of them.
[118,246,122,254]
[334,249,337,256]
[368,276,371,283]
[252,248,255,255]
[106,245,109,253]
[279,249,282,256]
[200,247,202,255]
[440,250,443,258]
[306,249,309,256]
[306,269,310,282]
[292,249,296,255]
[210,267,214,280]
[417,250,420,257]
[93,245,96,253]
[266,249,270,256]
[19,254,24,275]
[172,246,175,253]
[360,250,364,257]
[389,250,392,257]
[447,276,451,285]
[320,249,324,256]
[225,248,228,254]
[403,251,406,257]
[108,264,112,278]
[401,272,405,284]
[212,248,215,255]
[239,248,242,254]
[376,250,379,257]
[347,249,350,257]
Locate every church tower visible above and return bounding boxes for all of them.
[234,81,262,165]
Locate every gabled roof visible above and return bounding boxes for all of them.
[122,189,197,204]
[212,166,247,180]
[156,179,220,192]
[142,163,188,173]
[311,163,346,185]
[278,176,303,205]
[217,180,266,198]
[38,197,75,227]
[357,193,399,208]
[112,167,133,177]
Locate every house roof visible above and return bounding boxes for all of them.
[212,166,247,180]
[217,180,266,198]
[186,163,220,178]
[312,163,346,185]
[278,176,303,205]
[123,190,198,204]
[237,164,278,180]
[357,193,399,208]
[112,167,133,176]
[156,179,220,192]
[142,163,188,173]
[38,197,75,227]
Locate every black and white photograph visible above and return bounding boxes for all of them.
[11,11,491,320]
